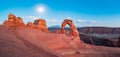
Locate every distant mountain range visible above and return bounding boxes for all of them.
[48,25,81,28]
[78,27,120,34]
[49,26,120,34]
[48,25,61,28]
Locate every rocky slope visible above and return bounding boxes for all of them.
[0,26,120,57]
[0,26,59,57]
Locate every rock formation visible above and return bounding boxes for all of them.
[15,17,25,27]
[3,13,25,28]
[61,19,82,46]
[33,19,48,32]
[26,19,48,32]
[3,13,48,32]
[26,22,37,29]
[3,13,16,27]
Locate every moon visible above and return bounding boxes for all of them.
[37,6,45,13]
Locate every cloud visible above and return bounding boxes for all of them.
[26,16,39,20]
[46,19,96,24]
[0,22,2,25]
[24,16,62,23]
[77,19,96,24]
[46,19,62,22]
[87,21,96,23]
[77,19,86,22]
[47,19,57,22]
[65,17,72,19]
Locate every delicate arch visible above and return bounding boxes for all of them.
[61,19,79,37]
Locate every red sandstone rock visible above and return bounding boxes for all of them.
[26,19,48,32]
[3,13,16,27]
[3,13,48,32]
[33,19,48,32]
[61,19,82,48]
[3,13,25,28]
[15,17,25,27]
[61,19,79,37]
[26,22,37,29]
[8,13,16,22]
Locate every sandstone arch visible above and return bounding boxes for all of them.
[61,19,79,37]
[61,19,82,47]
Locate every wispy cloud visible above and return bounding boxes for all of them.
[0,22,2,25]
[46,19,63,22]
[23,16,97,24]
[47,19,57,22]
[77,19,86,23]
[77,19,96,24]
[26,16,39,20]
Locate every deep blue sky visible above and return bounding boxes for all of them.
[0,0,120,27]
